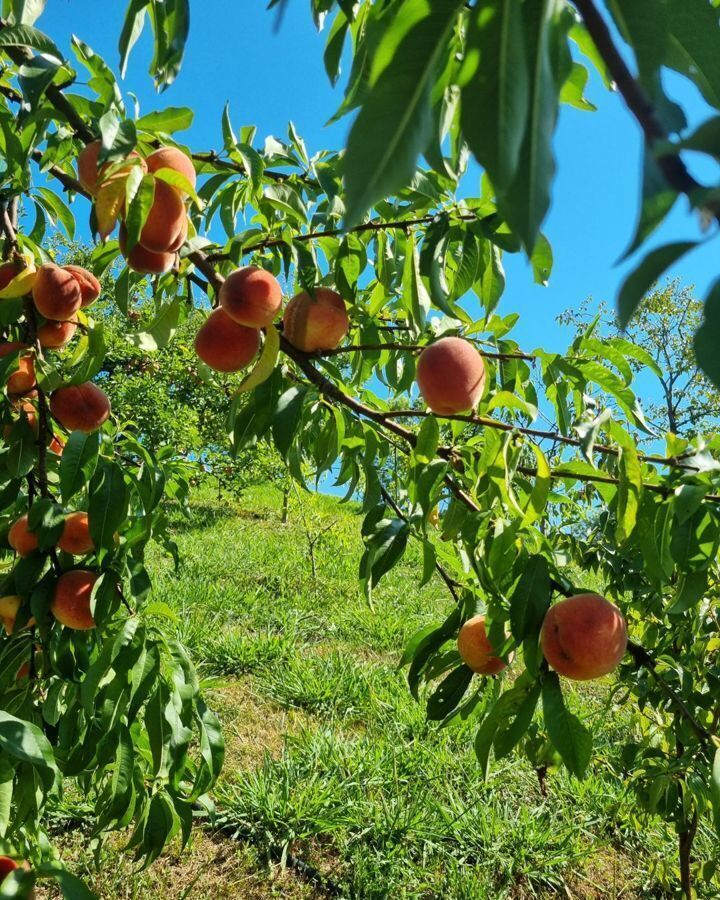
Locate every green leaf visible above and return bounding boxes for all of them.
[664,0,720,111]
[33,186,75,239]
[273,386,306,458]
[127,296,182,351]
[461,0,529,194]
[0,23,62,60]
[542,672,591,778]
[494,679,541,758]
[427,665,474,720]
[616,442,642,544]
[695,278,720,389]
[501,0,572,252]
[98,110,137,165]
[119,0,149,77]
[620,149,678,262]
[235,324,280,394]
[89,460,129,551]
[343,0,465,226]
[0,710,58,790]
[617,241,696,328]
[510,554,550,641]
[123,174,155,254]
[136,107,194,134]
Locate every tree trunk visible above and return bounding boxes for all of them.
[679,810,697,899]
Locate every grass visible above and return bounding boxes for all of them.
[42,484,719,898]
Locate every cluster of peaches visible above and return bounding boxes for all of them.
[77,141,195,275]
[0,260,111,639]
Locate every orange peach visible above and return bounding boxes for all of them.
[8,515,38,558]
[0,856,18,882]
[0,343,35,395]
[50,569,96,630]
[145,146,196,193]
[63,265,101,307]
[219,266,282,328]
[31,264,82,321]
[540,593,628,681]
[77,140,146,195]
[48,433,65,455]
[283,288,349,352]
[50,382,111,433]
[119,224,175,275]
[4,400,38,440]
[194,308,260,372]
[138,180,186,253]
[37,319,77,349]
[457,615,507,675]
[0,595,34,635]
[57,512,93,556]
[416,337,485,415]
[0,262,21,291]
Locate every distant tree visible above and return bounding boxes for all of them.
[558,279,720,437]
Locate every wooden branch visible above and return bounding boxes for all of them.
[316,342,535,362]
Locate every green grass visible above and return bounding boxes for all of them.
[48,484,719,898]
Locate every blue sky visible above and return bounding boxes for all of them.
[39,1,719,357]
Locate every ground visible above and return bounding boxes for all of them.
[41,485,717,898]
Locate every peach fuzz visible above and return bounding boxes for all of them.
[139,179,186,253]
[63,264,101,307]
[58,512,94,556]
[38,319,77,349]
[0,343,35,395]
[50,382,111,434]
[32,264,82,321]
[8,515,38,558]
[219,266,283,328]
[283,288,349,352]
[194,309,260,372]
[119,224,175,275]
[416,337,485,415]
[540,593,628,681]
[0,595,35,635]
[50,569,97,630]
[457,615,507,675]
[145,146,197,192]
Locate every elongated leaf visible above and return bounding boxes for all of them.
[695,278,720,389]
[620,149,678,261]
[136,107,194,134]
[236,324,280,394]
[461,0,529,194]
[0,23,62,60]
[510,554,550,641]
[343,0,465,226]
[0,710,58,790]
[89,460,129,550]
[617,241,696,328]
[542,672,591,778]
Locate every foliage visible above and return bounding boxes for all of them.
[0,3,716,898]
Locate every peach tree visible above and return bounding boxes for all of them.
[0,0,716,896]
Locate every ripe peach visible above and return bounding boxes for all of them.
[219,267,282,328]
[48,433,65,455]
[119,224,175,275]
[0,856,17,881]
[31,264,82,321]
[37,319,77,349]
[50,382,111,433]
[416,337,485,415]
[283,288,349,352]
[145,146,196,193]
[0,595,34,635]
[77,140,146,195]
[194,308,260,372]
[166,213,188,253]
[139,180,186,253]
[540,593,628,681]
[4,400,38,440]
[0,343,35,395]
[63,265,101,307]
[0,262,20,291]
[57,512,93,556]
[457,615,507,675]
[50,569,96,630]
[8,515,38,558]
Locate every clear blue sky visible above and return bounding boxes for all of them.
[39,1,719,355]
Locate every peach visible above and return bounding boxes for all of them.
[283,288,349,352]
[48,433,65,455]
[0,856,17,881]
[63,265,101,307]
[4,400,38,439]
[457,615,507,675]
[194,308,260,372]
[540,593,628,681]
[0,595,34,635]
[50,569,96,630]
[8,514,38,558]
[57,512,93,556]
[119,224,175,275]
[416,337,485,415]
[0,343,35,395]
[138,180,186,253]
[145,146,196,193]
[166,213,188,253]
[0,262,20,291]
[37,319,77,349]
[77,140,146,195]
[31,264,82,321]
[50,382,111,433]
[219,266,282,328]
